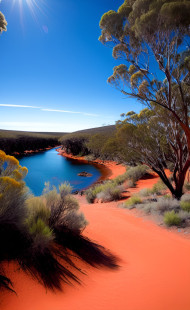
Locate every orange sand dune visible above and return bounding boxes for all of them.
[1,164,190,310]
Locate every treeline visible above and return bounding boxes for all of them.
[60,125,117,160]
[0,130,66,155]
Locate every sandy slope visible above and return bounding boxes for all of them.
[1,161,190,310]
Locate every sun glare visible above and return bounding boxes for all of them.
[12,0,46,23]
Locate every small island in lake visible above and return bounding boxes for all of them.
[78,171,92,177]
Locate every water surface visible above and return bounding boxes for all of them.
[19,148,102,196]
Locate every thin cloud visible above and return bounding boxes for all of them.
[0,104,40,109]
[41,108,81,114]
[42,108,100,117]
[0,104,100,117]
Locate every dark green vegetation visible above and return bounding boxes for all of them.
[60,125,116,158]
[0,151,118,292]
[0,130,66,155]
[100,0,190,199]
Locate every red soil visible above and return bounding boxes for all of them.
[1,160,190,310]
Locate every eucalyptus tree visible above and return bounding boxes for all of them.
[0,12,7,33]
[115,108,187,199]
[99,0,190,197]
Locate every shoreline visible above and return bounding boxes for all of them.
[57,147,127,183]
[13,146,59,157]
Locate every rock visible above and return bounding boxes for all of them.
[78,171,92,177]
[73,191,79,195]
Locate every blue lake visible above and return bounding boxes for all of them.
[19,148,102,196]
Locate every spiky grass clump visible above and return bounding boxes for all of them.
[164,210,181,227]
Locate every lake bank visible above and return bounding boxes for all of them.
[57,147,126,183]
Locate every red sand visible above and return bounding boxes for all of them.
[1,161,190,310]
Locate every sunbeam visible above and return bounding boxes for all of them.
[12,0,47,25]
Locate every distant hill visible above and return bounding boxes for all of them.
[70,125,116,136]
[0,125,116,156]
[60,125,116,157]
[60,125,116,142]
[0,129,67,155]
[0,129,66,139]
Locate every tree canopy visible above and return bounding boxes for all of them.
[114,108,187,198]
[99,0,190,125]
[0,12,7,33]
[100,0,190,198]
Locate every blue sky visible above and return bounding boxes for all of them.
[0,0,141,132]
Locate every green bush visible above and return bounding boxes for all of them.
[125,195,142,207]
[114,173,128,185]
[85,184,104,203]
[59,182,72,197]
[164,210,181,227]
[125,165,148,183]
[97,182,123,202]
[180,201,190,212]
[85,178,125,203]
[151,180,167,195]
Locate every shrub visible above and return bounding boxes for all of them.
[151,180,167,195]
[155,197,179,214]
[180,201,190,212]
[114,173,128,185]
[86,180,124,203]
[141,203,155,214]
[85,184,104,203]
[164,210,181,227]
[85,187,97,203]
[59,182,72,197]
[125,165,148,183]
[126,179,135,188]
[0,152,118,293]
[178,210,190,221]
[96,183,123,202]
[183,181,190,191]
[181,193,190,202]
[139,188,152,197]
[125,195,142,207]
